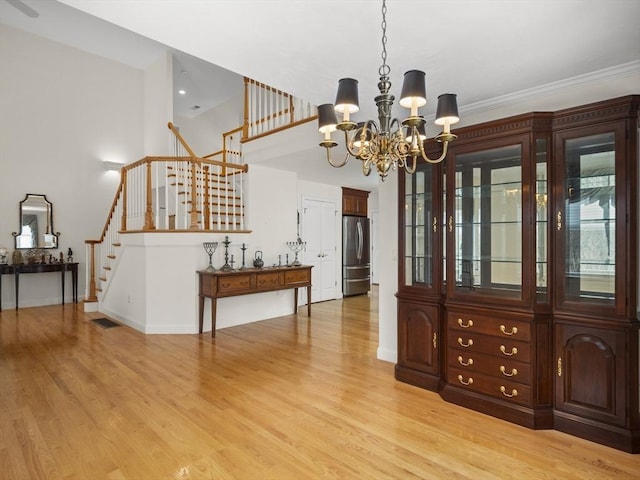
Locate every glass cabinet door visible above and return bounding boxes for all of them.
[450,144,524,299]
[403,165,436,289]
[535,138,549,303]
[555,126,623,311]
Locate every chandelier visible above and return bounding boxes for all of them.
[317,0,460,180]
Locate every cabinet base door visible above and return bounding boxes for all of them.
[554,320,640,453]
[395,300,441,391]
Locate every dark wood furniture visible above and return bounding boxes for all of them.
[396,95,639,453]
[198,265,312,337]
[0,262,79,311]
[342,187,369,216]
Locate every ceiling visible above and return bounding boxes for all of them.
[2,0,639,191]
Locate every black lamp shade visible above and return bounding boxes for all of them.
[334,78,359,113]
[435,93,460,125]
[406,123,426,143]
[318,103,338,133]
[399,70,427,108]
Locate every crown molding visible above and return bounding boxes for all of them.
[461,61,640,116]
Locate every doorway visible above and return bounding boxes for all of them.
[302,198,337,303]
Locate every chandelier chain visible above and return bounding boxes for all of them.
[379,0,390,78]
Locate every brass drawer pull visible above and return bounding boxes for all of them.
[457,355,473,367]
[448,216,453,233]
[457,318,473,328]
[500,386,518,398]
[499,325,518,336]
[556,211,562,231]
[457,374,473,386]
[433,216,437,233]
[500,345,518,356]
[557,357,562,377]
[457,337,474,348]
[499,365,518,377]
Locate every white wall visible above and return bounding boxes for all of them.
[173,93,244,157]
[144,51,174,155]
[0,25,144,308]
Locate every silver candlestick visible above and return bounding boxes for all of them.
[202,241,218,271]
[286,239,306,266]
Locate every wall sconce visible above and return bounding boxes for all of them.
[103,160,124,172]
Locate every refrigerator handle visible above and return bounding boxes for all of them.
[356,221,363,261]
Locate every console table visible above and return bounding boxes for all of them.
[197,265,312,337]
[0,262,78,311]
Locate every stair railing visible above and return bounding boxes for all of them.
[242,76,317,141]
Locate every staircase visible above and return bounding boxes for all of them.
[84,76,318,306]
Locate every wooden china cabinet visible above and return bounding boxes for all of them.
[396,95,639,453]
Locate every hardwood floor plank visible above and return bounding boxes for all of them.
[1,291,638,479]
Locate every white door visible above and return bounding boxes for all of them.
[302,198,337,303]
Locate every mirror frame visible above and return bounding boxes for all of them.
[12,194,60,249]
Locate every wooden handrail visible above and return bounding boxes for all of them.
[242,115,318,143]
[125,156,248,173]
[95,182,124,243]
[168,122,197,158]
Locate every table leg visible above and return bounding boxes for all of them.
[198,295,205,334]
[307,285,311,316]
[211,298,217,338]
[14,272,19,310]
[294,287,299,314]
[73,265,78,303]
[61,267,65,305]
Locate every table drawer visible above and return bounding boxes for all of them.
[447,311,531,342]
[256,272,281,288]
[449,332,531,363]
[284,269,310,285]
[218,274,252,293]
[448,367,532,407]
[448,348,531,385]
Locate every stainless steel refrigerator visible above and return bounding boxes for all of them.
[342,215,370,296]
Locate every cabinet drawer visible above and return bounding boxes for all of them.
[218,274,252,293]
[284,269,310,285]
[256,272,281,288]
[447,311,531,342]
[448,367,532,407]
[448,348,531,385]
[449,332,531,363]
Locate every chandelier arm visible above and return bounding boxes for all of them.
[362,159,372,176]
[418,137,450,164]
[343,129,364,158]
[404,154,417,174]
[325,146,349,168]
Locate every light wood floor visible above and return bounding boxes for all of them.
[1,291,638,479]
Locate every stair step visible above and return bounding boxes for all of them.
[96,286,102,292]
[99,276,107,282]
[174,185,236,193]
[104,266,111,271]
[112,242,121,247]
[107,254,116,259]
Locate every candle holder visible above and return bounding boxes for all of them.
[240,243,248,270]
[202,241,218,271]
[286,239,306,266]
[221,236,233,271]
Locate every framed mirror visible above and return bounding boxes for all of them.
[12,194,60,249]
